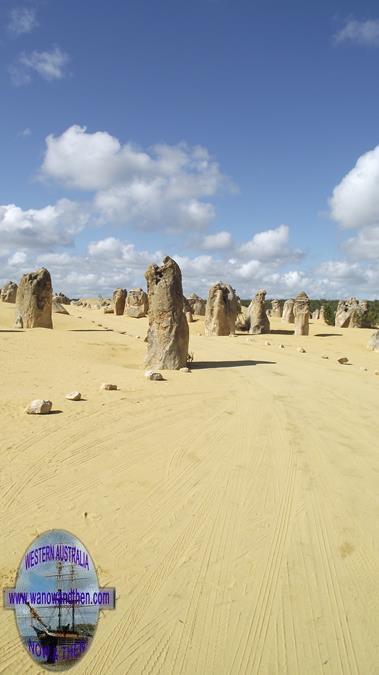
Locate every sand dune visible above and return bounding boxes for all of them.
[0,301,378,674]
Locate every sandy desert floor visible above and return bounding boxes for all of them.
[0,301,378,674]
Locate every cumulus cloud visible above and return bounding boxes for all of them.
[238,224,303,261]
[2,238,378,299]
[330,145,379,229]
[8,7,38,35]
[342,226,379,260]
[9,47,70,86]
[88,237,162,268]
[0,199,88,248]
[313,260,379,297]
[334,19,379,47]
[200,231,233,250]
[8,251,27,266]
[41,125,230,230]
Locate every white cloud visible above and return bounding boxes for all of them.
[88,237,162,268]
[2,239,378,299]
[200,231,233,250]
[238,224,303,261]
[0,199,88,248]
[8,7,38,35]
[317,260,368,282]
[334,19,379,47]
[312,260,379,298]
[36,252,76,266]
[8,251,27,266]
[10,47,70,86]
[342,226,379,260]
[330,145,379,229]
[236,259,263,280]
[41,125,230,231]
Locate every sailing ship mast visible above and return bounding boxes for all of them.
[25,602,49,630]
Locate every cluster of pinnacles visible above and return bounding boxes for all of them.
[3,256,372,370]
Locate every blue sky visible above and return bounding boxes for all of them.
[0,0,378,298]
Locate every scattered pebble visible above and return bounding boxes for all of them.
[279,344,285,349]
[374,370,379,376]
[359,367,368,372]
[65,391,82,401]
[180,367,190,373]
[144,370,164,381]
[25,400,52,415]
[337,357,349,365]
[297,347,306,353]
[321,355,329,359]
[101,383,117,390]
[265,341,271,346]
[136,335,141,339]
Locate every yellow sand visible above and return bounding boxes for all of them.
[0,301,378,674]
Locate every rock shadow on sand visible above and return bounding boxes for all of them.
[314,333,343,337]
[192,359,276,370]
[269,329,294,335]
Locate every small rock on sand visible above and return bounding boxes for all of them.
[65,391,81,401]
[26,400,52,414]
[337,357,349,364]
[297,347,306,353]
[180,367,190,373]
[144,370,164,381]
[101,383,117,390]
[279,344,285,349]
[321,355,329,359]
[265,341,271,346]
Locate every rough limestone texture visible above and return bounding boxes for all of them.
[16,268,53,329]
[271,299,282,318]
[113,288,127,315]
[319,305,325,323]
[312,309,320,320]
[26,400,52,415]
[125,288,149,318]
[282,299,295,323]
[1,281,18,303]
[248,289,270,335]
[235,307,250,331]
[205,282,238,336]
[52,301,69,315]
[367,330,379,352]
[294,291,310,336]
[183,297,193,323]
[145,256,189,369]
[188,293,206,316]
[65,391,82,401]
[53,292,70,305]
[335,298,369,328]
